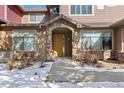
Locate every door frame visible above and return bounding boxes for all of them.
[52,30,72,57]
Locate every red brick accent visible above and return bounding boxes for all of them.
[117,52,124,62]
[78,50,104,60]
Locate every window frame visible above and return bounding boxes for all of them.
[12,30,36,52]
[80,30,113,50]
[28,13,44,23]
[69,5,94,16]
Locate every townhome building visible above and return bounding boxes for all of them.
[0,5,124,63]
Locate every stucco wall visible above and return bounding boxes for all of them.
[114,28,122,51]
[0,5,4,19]
[112,25,124,62]
[22,14,29,24]
[7,5,22,24]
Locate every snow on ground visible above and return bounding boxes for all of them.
[46,61,124,88]
[80,82,124,88]
[72,62,124,72]
[1,61,124,88]
[46,82,124,88]
[0,62,53,88]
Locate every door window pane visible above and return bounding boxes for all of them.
[81,5,87,14]
[70,5,76,14]
[30,14,36,22]
[24,38,35,51]
[87,5,92,14]
[76,5,81,14]
[14,38,24,51]
[103,37,112,49]
[81,37,91,49]
[91,37,102,50]
[29,14,43,22]
[70,5,93,15]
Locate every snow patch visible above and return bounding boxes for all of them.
[73,62,124,72]
[77,82,124,88]
[47,82,124,88]
[0,62,53,88]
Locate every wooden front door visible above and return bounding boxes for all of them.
[53,34,64,57]
[65,33,72,57]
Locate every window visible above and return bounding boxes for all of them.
[80,30,112,50]
[29,14,44,23]
[13,31,35,51]
[70,5,93,15]
[52,6,59,14]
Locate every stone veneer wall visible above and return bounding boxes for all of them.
[34,30,46,61]
[45,19,80,60]
[0,29,47,62]
[0,31,12,62]
[0,31,12,51]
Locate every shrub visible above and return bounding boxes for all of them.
[80,54,98,66]
[6,63,13,70]
[5,52,34,70]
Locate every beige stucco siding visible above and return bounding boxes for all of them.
[122,27,124,52]
[114,28,122,51]
[22,14,29,24]
[60,5,124,23]
[113,26,124,62]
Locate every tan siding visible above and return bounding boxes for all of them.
[122,27,124,52]
[60,5,124,23]
[22,15,29,24]
[114,28,122,51]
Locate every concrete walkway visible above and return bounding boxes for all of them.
[48,58,124,83]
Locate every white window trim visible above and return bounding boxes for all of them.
[12,29,36,52]
[28,14,44,23]
[69,5,94,16]
[79,29,113,50]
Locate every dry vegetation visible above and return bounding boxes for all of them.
[97,60,124,69]
[5,52,34,70]
[78,50,124,69]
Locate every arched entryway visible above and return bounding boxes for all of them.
[52,28,72,57]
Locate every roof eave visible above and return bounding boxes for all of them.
[41,14,88,28]
[110,19,124,28]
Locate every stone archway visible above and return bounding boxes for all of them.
[45,20,80,60]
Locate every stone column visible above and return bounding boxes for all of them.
[46,27,52,60]
[72,29,80,59]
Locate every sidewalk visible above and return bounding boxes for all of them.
[48,58,124,83]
